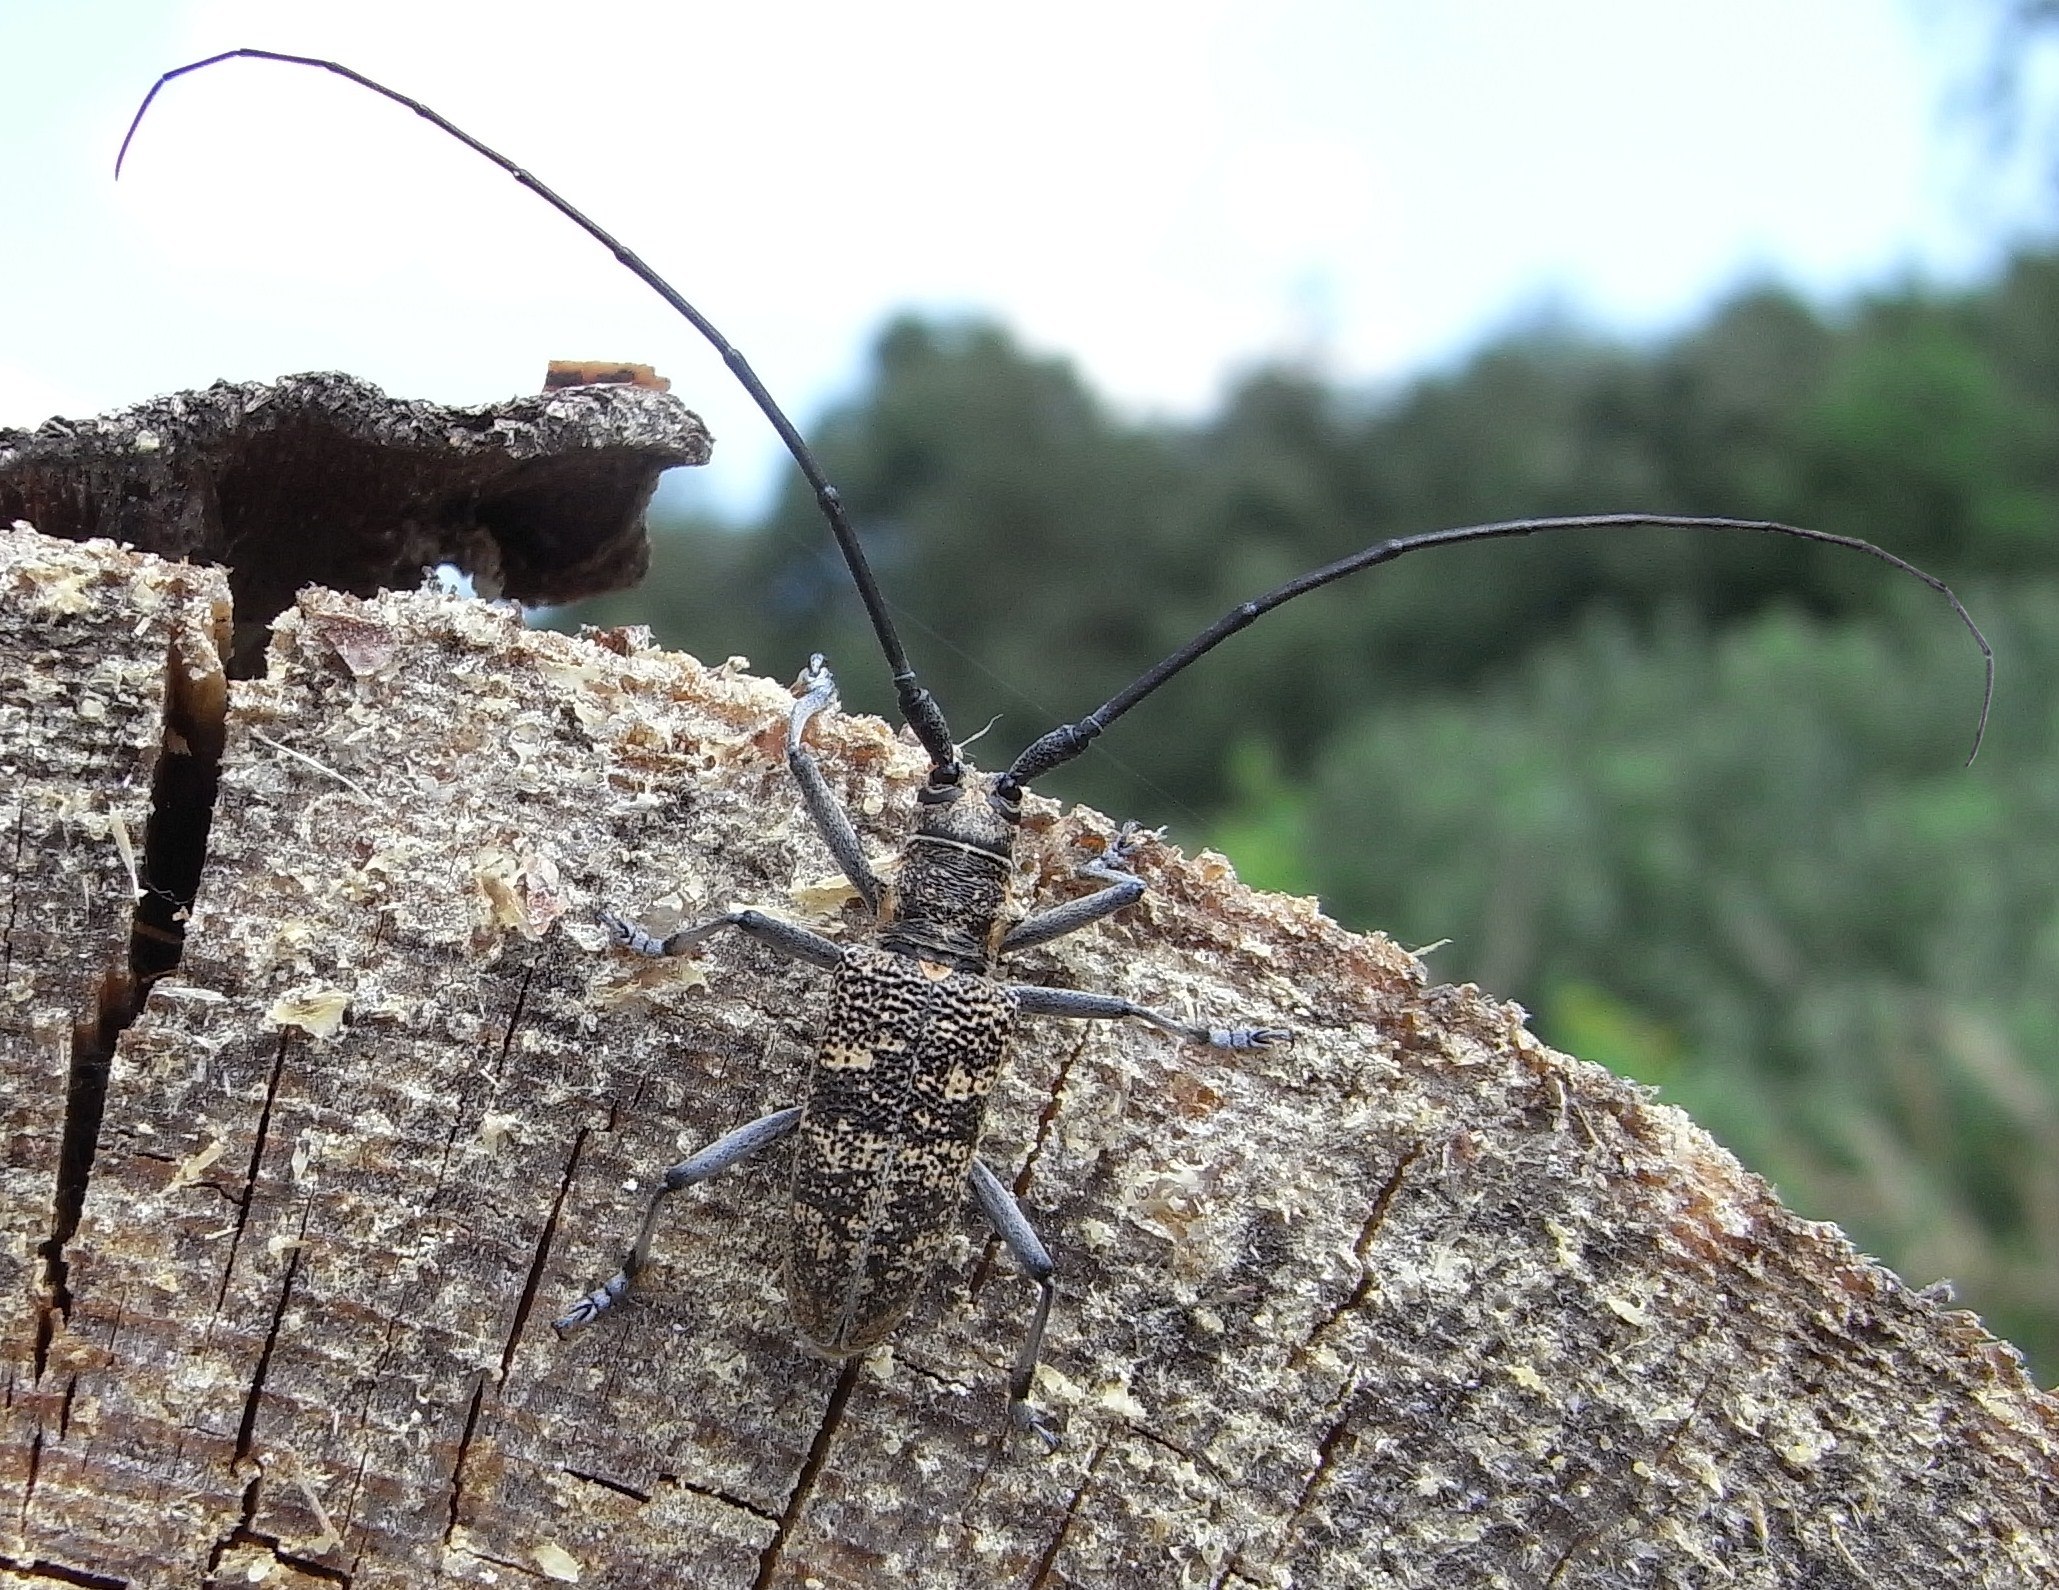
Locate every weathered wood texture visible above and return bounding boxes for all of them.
[0,373,710,673]
[2,524,2055,1588]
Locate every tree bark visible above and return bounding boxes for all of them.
[0,371,709,676]
[1,389,2054,1588]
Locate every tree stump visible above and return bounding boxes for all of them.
[1,380,2054,1588]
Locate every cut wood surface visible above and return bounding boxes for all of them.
[1,409,2055,1587]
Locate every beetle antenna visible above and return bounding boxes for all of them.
[1002,514,1993,789]
[115,48,962,780]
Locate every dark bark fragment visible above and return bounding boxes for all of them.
[0,373,709,673]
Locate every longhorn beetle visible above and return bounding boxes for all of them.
[122,51,1995,1447]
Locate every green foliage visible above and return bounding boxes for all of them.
[1203,739,1317,899]
[559,247,2059,1375]
[1287,586,2059,1367]
[1542,982,1686,1088]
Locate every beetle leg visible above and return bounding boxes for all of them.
[602,906,843,969]
[555,1105,805,1335]
[1011,983,1290,1048]
[785,654,886,913]
[968,1158,1059,1451]
[999,820,1163,956]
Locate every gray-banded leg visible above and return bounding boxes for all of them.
[1012,983,1291,1048]
[554,1105,805,1335]
[603,906,844,970]
[1000,821,1161,956]
[968,1158,1059,1451]
[785,654,884,914]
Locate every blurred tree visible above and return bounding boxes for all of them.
[1969,0,2059,191]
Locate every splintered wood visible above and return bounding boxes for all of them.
[2,524,2054,1588]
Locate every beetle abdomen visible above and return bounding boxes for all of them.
[786,944,1017,1355]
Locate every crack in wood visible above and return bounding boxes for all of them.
[425,1116,468,1213]
[130,630,228,982]
[211,1525,354,1587]
[1206,1560,1275,1590]
[1276,1373,1362,1557]
[490,960,540,1081]
[234,1215,308,1465]
[1123,1421,1226,1484]
[1540,1360,1726,1583]
[559,1463,782,1530]
[750,1356,860,1590]
[897,1354,973,1399]
[337,1449,372,1564]
[205,1476,263,1581]
[0,1553,130,1588]
[654,1471,782,1528]
[442,1379,489,1546]
[1023,1440,1105,1590]
[499,1127,589,1380]
[216,1033,293,1312]
[20,1428,42,1516]
[443,1540,558,1583]
[36,965,136,1377]
[34,614,230,1392]
[1542,1527,1599,1588]
[563,1466,650,1504]
[1021,1028,1089,1174]
[1291,1143,1422,1365]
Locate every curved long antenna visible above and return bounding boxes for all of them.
[116,48,962,778]
[1003,514,1993,788]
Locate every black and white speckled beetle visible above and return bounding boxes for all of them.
[123,52,1995,1446]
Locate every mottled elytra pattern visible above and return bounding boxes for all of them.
[790,944,1017,1355]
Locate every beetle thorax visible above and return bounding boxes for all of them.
[878,771,1021,973]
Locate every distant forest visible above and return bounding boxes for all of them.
[565,249,2059,1376]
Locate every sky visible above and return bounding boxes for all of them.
[0,0,2045,517]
